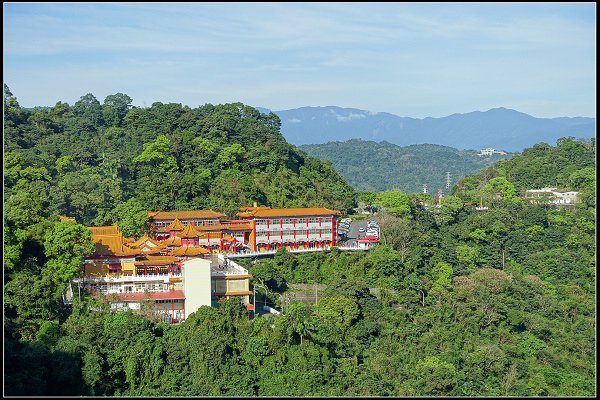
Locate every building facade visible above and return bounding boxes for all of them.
[73,225,252,324]
[236,205,341,252]
[148,210,252,253]
[72,205,354,323]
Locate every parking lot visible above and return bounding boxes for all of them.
[338,216,379,246]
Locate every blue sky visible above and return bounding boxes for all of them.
[4,2,596,118]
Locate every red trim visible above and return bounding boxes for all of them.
[253,220,257,251]
[331,216,335,246]
[109,290,185,302]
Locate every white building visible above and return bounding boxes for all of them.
[479,148,508,156]
[524,188,579,207]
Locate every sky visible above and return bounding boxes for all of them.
[3,2,596,118]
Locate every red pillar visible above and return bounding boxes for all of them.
[219,231,223,251]
[171,299,175,324]
[253,219,257,251]
[331,216,335,246]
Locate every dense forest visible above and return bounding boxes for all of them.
[300,139,510,193]
[4,84,596,396]
[4,84,355,225]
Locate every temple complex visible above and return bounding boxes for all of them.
[73,204,348,323]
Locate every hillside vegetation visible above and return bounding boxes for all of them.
[4,85,355,228]
[300,139,510,193]
[3,84,596,396]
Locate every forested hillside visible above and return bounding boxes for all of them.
[3,84,355,228]
[300,139,510,193]
[4,82,596,396]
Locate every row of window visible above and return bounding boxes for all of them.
[256,229,332,237]
[88,282,167,293]
[255,217,331,226]
[154,219,219,228]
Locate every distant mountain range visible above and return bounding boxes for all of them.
[256,106,595,152]
[299,139,510,194]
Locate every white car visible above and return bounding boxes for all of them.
[359,227,365,232]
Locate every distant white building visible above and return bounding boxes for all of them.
[479,148,508,156]
[524,187,579,207]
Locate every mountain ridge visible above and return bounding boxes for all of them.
[299,139,511,194]
[256,106,595,151]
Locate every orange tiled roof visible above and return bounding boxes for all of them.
[89,225,121,236]
[161,236,182,247]
[171,247,210,256]
[237,207,341,218]
[88,225,139,257]
[179,224,200,238]
[165,218,184,231]
[59,215,76,222]
[140,245,167,255]
[239,205,271,212]
[148,210,225,220]
[129,233,161,249]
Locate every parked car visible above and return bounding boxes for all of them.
[359,227,365,232]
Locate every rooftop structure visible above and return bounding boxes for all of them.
[73,224,252,323]
[71,204,377,323]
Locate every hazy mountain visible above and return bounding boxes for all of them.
[258,106,595,152]
[299,139,511,194]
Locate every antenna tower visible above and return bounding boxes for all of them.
[422,184,428,194]
[446,172,451,189]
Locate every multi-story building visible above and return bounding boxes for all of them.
[72,225,252,323]
[236,204,341,252]
[71,204,350,323]
[148,210,253,253]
